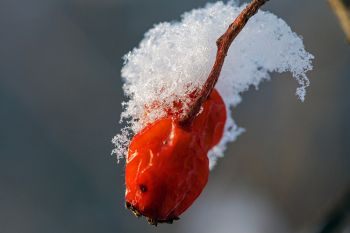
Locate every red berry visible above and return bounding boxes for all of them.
[192,89,226,148]
[125,89,226,225]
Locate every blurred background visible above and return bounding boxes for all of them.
[1,0,350,232]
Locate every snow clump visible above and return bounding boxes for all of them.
[112,1,314,169]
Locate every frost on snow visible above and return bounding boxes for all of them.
[112,1,314,169]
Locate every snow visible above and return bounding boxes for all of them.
[112,1,314,169]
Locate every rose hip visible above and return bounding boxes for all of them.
[125,89,226,225]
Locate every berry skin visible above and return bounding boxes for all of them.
[125,89,226,225]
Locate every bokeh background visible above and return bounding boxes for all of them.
[1,0,350,232]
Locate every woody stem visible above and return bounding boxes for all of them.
[178,0,269,127]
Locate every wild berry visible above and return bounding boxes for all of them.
[125,90,226,225]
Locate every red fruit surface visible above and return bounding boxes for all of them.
[125,89,226,224]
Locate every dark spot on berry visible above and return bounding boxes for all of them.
[139,184,148,192]
[125,201,131,209]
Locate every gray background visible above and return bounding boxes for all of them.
[0,0,349,232]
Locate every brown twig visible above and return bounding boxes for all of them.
[328,0,350,43]
[179,0,269,127]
